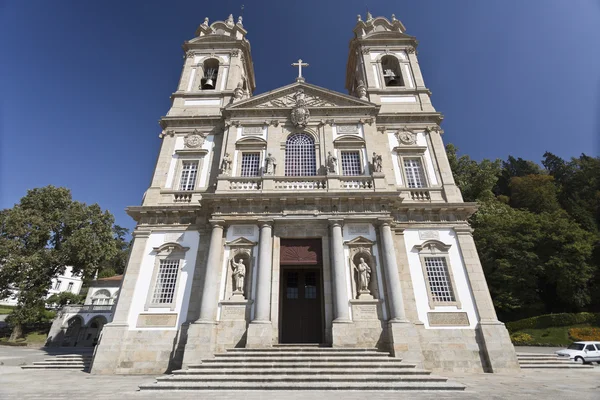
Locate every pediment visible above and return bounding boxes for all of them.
[334,135,366,146]
[235,136,267,147]
[226,237,257,246]
[226,82,377,110]
[345,236,376,246]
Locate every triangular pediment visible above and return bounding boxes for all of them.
[226,237,257,246]
[226,82,377,110]
[345,236,376,246]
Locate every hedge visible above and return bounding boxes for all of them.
[506,313,600,332]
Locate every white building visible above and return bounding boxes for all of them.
[46,275,122,347]
[0,266,83,307]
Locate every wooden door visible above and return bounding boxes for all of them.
[280,268,323,343]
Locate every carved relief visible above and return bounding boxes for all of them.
[184,130,207,148]
[337,125,359,134]
[255,90,336,108]
[290,89,310,128]
[242,126,263,135]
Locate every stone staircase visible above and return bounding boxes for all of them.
[139,346,465,391]
[21,353,92,371]
[517,353,594,369]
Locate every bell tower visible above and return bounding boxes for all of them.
[345,13,434,113]
[168,14,256,117]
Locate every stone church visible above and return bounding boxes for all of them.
[92,13,519,375]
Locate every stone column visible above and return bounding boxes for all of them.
[454,226,520,372]
[378,219,424,364]
[246,220,274,347]
[91,229,150,374]
[182,220,225,365]
[197,220,226,322]
[254,220,274,322]
[378,219,406,321]
[330,220,351,322]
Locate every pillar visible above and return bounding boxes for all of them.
[454,226,520,372]
[181,220,225,365]
[330,220,351,322]
[246,220,274,347]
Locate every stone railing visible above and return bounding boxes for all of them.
[173,192,192,203]
[339,176,374,190]
[273,176,327,190]
[229,177,261,191]
[61,304,115,314]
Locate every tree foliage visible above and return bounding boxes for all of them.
[0,186,120,339]
[447,146,600,320]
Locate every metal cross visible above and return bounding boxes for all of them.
[292,59,309,81]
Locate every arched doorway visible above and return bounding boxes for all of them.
[63,316,83,347]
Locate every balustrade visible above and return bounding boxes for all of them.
[339,176,374,190]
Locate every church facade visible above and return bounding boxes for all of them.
[92,13,519,375]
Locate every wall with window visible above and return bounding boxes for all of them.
[165,134,215,190]
[403,228,478,329]
[127,231,199,330]
[387,130,439,188]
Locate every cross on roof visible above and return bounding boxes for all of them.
[292,59,309,82]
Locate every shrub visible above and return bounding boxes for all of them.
[506,313,600,332]
[569,327,600,341]
[510,332,534,345]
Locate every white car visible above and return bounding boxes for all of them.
[555,341,600,364]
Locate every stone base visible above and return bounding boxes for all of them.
[215,320,248,352]
[181,321,217,368]
[91,323,179,375]
[246,321,273,348]
[388,321,424,367]
[416,325,485,373]
[332,319,386,349]
[478,321,520,372]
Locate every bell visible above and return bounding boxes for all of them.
[202,78,215,89]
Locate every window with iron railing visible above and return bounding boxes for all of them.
[285,134,316,176]
[179,161,198,191]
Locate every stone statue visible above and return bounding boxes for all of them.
[264,153,276,175]
[326,151,338,174]
[226,14,234,27]
[220,153,232,175]
[230,257,246,294]
[233,81,244,101]
[354,257,371,295]
[356,80,368,100]
[202,17,209,27]
[372,152,382,173]
[294,89,306,106]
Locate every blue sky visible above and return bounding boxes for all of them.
[1,0,599,231]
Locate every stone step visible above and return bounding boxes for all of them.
[520,364,594,369]
[30,362,89,367]
[230,347,379,352]
[205,356,399,363]
[516,353,560,357]
[139,381,466,391]
[517,356,563,360]
[173,367,432,375]
[156,374,448,383]
[43,357,92,361]
[188,361,417,369]
[519,360,581,365]
[217,351,388,357]
[22,365,89,370]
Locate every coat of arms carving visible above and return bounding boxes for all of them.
[184,130,207,148]
[290,89,310,128]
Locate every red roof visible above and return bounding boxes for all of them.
[96,274,123,282]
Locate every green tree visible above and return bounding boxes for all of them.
[508,174,561,213]
[0,186,118,340]
[446,144,502,202]
[495,156,544,197]
[46,291,85,308]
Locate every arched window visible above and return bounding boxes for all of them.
[201,59,219,90]
[381,56,404,87]
[285,134,316,176]
[91,289,111,306]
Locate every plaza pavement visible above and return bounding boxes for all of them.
[1,346,598,400]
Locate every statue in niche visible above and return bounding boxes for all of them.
[326,151,338,174]
[230,257,246,295]
[372,152,382,173]
[354,257,373,299]
[220,153,232,175]
[264,153,276,175]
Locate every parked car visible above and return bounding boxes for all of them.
[555,341,600,364]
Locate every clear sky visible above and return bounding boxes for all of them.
[1,0,599,231]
